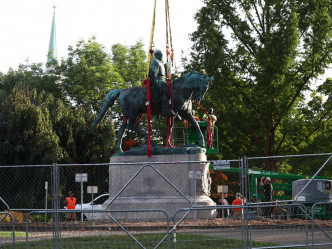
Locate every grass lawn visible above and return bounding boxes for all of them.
[0,231,26,238]
[3,233,280,249]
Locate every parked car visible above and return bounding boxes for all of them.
[75,193,109,221]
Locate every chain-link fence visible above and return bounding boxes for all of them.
[0,211,15,249]
[245,154,332,204]
[311,202,332,248]
[0,153,331,248]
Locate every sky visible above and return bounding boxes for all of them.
[0,0,330,82]
[0,0,205,73]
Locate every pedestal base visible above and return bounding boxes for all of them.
[102,151,216,220]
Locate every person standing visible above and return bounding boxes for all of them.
[202,108,217,127]
[260,176,273,218]
[217,192,229,218]
[65,191,77,222]
[232,192,244,219]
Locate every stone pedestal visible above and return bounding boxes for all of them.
[102,150,216,220]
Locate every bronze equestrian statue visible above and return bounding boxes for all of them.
[92,52,212,152]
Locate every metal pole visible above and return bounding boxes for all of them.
[45,181,48,221]
[255,177,261,219]
[243,156,251,249]
[52,163,61,249]
[193,178,196,219]
[81,181,83,221]
[92,192,94,220]
[221,194,224,218]
[305,205,309,249]
[173,225,177,249]
[255,177,259,203]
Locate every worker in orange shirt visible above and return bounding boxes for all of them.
[232,192,245,219]
[65,191,77,222]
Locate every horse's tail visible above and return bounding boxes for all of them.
[92,89,122,127]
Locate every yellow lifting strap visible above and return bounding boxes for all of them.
[145,0,174,79]
[145,0,157,79]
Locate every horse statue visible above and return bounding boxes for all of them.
[92,71,212,152]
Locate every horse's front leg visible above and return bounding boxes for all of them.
[116,122,128,152]
[183,112,205,147]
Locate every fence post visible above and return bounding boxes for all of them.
[52,162,61,249]
[312,204,315,249]
[173,224,177,249]
[305,205,309,249]
[241,156,251,249]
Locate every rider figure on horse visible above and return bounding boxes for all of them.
[149,50,175,117]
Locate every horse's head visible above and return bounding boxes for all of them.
[190,72,213,103]
[173,71,213,104]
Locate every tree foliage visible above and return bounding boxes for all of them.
[0,83,115,165]
[0,37,150,165]
[0,38,148,209]
[59,37,124,110]
[188,0,332,167]
[1,63,63,99]
[111,41,147,87]
[0,84,62,164]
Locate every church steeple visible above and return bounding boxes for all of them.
[46,5,57,72]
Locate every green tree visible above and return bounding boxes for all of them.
[0,83,116,208]
[0,83,116,165]
[298,78,332,154]
[188,0,332,168]
[0,84,62,165]
[0,38,149,165]
[111,41,147,86]
[60,37,124,110]
[0,72,6,101]
[0,63,63,99]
